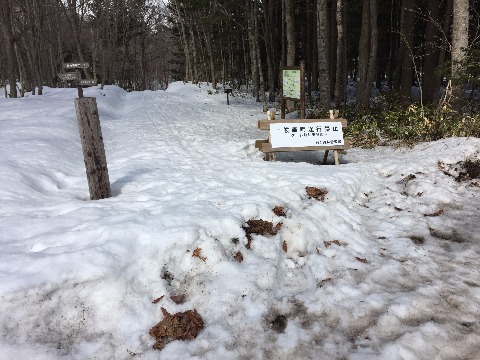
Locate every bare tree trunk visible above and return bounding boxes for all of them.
[286,0,295,65]
[202,25,216,89]
[334,0,345,106]
[357,0,378,107]
[317,0,330,112]
[450,0,469,108]
[388,0,401,90]
[172,0,192,81]
[189,23,198,83]
[14,43,26,97]
[311,0,319,92]
[399,0,415,101]
[367,0,378,102]
[263,0,277,102]
[285,0,295,111]
[437,0,453,97]
[248,0,260,101]
[329,0,337,98]
[255,12,265,103]
[0,0,17,98]
[422,0,442,104]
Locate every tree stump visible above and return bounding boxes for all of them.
[74,97,112,200]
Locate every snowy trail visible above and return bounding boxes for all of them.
[0,84,479,360]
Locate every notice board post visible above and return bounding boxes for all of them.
[280,61,305,119]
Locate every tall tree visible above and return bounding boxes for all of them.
[0,0,18,98]
[398,0,415,101]
[285,0,295,65]
[357,0,378,107]
[334,0,346,106]
[422,0,443,104]
[247,0,260,100]
[450,0,469,108]
[317,0,330,111]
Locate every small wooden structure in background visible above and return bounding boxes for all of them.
[255,110,350,165]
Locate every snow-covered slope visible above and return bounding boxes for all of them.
[0,83,479,359]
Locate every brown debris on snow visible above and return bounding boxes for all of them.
[272,206,287,217]
[243,219,280,249]
[192,247,207,262]
[234,251,244,263]
[305,186,328,201]
[150,308,204,350]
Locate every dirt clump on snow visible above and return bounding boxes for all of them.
[243,219,281,249]
[150,307,204,350]
[305,186,328,201]
[438,158,480,182]
[233,251,244,263]
[270,314,288,333]
[272,206,287,217]
[464,159,480,179]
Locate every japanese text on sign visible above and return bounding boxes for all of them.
[270,122,344,149]
[283,69,301,100]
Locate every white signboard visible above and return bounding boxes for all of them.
[270,122,344,149]
[64,62,89,69]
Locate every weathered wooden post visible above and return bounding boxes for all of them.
[60,62,111,200]
[265,108,276,162]
[75,97,112,200]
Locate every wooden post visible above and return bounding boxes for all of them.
[266,108,276,162]
[280,69,286,119]
[300,60,305,119]
[280,98,286,119]
[74,97,112,200]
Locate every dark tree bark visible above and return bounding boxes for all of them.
[422,0,442,104]
[0,0,18,98]
[450,0,469,108]
[334,0,346,106]
[317,0,331,112]
[248,0,260,101]
[357,0,378,107]
[398,0,415,101]
[263,0,278,102]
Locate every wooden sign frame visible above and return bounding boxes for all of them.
[280,61,305,119]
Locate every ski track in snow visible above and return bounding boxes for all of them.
[0,83,479,360]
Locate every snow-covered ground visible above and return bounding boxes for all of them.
[0,83,479,360]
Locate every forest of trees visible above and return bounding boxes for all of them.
[0,0,176,97]
[1,0,479,111]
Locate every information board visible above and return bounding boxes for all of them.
[270,122,344,149]
[282,69,301,100]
